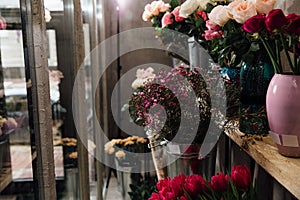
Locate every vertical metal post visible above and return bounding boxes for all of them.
[73,0,90,199]
[96,0,109,199]
[85,0,104,198]
[19,0,57,199]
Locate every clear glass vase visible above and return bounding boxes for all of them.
[166,143,216,179]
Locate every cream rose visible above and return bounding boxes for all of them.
[208,5,231,26]
[255,0,276,14]
[198,0,213,11]
[142,1,170,21]
[227,0,257,24]
[179,0,200,18]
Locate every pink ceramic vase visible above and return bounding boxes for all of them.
[266,74,300,157]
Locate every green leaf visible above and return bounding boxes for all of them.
[170,0,179,9]
[206,3,215,12]
[230,181,240,199]
[249,42,260,52]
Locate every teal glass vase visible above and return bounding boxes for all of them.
[239,61,274,134]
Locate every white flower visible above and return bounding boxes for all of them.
[131,67,155,89]
[254,0,276,14]
[179,0,200,18]
[142,0,170,21]
[208,5,231,26]
[227,0,257,24]
[197,0,212,10]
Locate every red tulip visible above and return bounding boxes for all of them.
[183,174,206,197]
[266,9,288,32]
[170,174,186,197]
[210,172,229,192]
[242,14,266,34]
[231,165,251,191]
[286,13,300,35]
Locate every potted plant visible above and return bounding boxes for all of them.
[128,66,212,179]
[104,136,148,200]
[242,9,300,157]
[142,0,278,134]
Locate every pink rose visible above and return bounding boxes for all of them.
[227,0,257,24]
[203,29,223,40]
[286,13,300,35]
[196,11,208,21]
[242,14,266,34]
[161,12,173,28]
[255,0,276,14]
[210,173,228,192]
[172,6,185,22]
[266,9,288,32]
[231,165,251,191]
[208,5,231,26]
[206,20,221,31]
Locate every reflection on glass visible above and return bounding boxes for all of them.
[0,26,63,198]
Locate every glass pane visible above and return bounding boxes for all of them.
[0,6,63,198]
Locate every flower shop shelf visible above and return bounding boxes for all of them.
[224,121,300,199]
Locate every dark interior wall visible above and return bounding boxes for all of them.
[100,0,173,139]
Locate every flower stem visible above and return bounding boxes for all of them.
[293,41,300,75]
[280,32,294,73]
[260,37,282,73]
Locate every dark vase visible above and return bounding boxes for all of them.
[220,67,240,118]
[239,61,274,134]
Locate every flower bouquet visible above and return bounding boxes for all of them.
[242,9,300,156]
[129,66,211,144]
[149,164,256,200]
[128,66,211,179]
[242,9,300,74]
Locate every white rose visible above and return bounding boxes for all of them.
[131,78,146,90]
[227,0,257,24]
[179,0,200,18]
[208,5,231,26]
[142,10,151,21]
[198,0,213,11]
[150,1,161,16]
[255,0,276,14]
[157,0,170,12]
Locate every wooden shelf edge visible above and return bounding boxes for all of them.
[224,122,300,199]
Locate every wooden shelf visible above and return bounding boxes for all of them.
[225,121,300,199]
